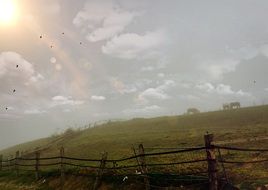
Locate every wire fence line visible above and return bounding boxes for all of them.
[0,146,209,181]
[9,145,265,168]
[1,146,206,163]
[213,145,268,165]
[214,145,268,152]
[0,134,268,190]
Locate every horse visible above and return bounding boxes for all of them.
[187,108,200,114]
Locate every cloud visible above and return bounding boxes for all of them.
[29,73,44,83]
[86,11,139,42]
[123,105,162,115]
[73,1,115,27]
[91,95,106,101]
[196,82,250,96]
[73,0,139,42]
[200,59,239,80]
[1,52,34,78]
[215,84,236,95]
[260,44,268,57]
[102,30,167,59]
[51,96,84,107]
[228,45,259,60]
[196,82,215,92]
[179,94,201,101]
[158,73,165,78]
[141,66,154,71]
[228,44,268,61]
[0,52,44,88]
[196,44,268,81]
[138,80,175,102]
[50,57,57,64]
[63,109,71,113]
[110,78,138,94]
[139,88,169,100]
[24,109,46,115]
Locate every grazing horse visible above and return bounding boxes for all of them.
[223,102,241,110]
[223,103,230,110]
[187,108,200,114]
[230,102,240,109]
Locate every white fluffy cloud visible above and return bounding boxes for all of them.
[139,88,169,100]
[0,52,44,87]
[73,0,139,42]
[1,52,34,78]
[86,11,138,42]
[102,30,166,59]
[51,96,84,107]
[91,95,106,101]
[196,82,250,96]
[196,82,215,92]
[138,80,175,102]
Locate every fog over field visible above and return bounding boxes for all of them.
[1,0,268,149]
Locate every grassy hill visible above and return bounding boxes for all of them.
[1,105,268,189]
[1,105,268,159]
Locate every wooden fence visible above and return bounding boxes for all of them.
[1,134,268,190]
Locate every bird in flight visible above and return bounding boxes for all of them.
[13,89,16,93]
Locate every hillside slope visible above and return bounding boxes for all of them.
[1,105,268,159]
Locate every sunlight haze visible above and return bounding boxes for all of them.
[1,0,268,149]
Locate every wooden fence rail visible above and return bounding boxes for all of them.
[1,134,268,190]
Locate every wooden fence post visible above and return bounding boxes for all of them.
[0,155,2,171]
[112,161,117,174]
[35,151,40,180]
[93,152,108,190]
[204,134,218,190]
[15,151,19,177]
[8,155,12,171]
[60,147,65,189]
[138,144,150,190]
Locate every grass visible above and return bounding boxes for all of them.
[0,105,268,188]
[2,105,268,158]
[0,170,53,190]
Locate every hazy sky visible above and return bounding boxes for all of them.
[1,0,268,149]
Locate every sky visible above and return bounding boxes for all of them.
[1,0,268,149]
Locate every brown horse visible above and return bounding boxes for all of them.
[187,108,200,114]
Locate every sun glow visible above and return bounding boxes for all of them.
[0,0,17,25]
